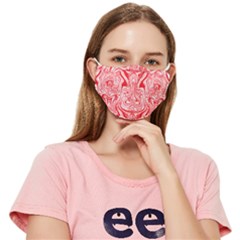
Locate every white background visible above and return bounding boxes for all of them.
[0,0,239,239]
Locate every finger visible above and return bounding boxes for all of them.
[116,118,160,131]
[114,125,150,144]
[132,135,145,149]
[114,120,160,143]
[113,122,144,142]
[115,118,133,125]
[113,124,135,143]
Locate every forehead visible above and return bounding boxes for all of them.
[100,21,168,56]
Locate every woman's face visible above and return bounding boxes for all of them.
[99,21,169,70]
[86,20,175,122]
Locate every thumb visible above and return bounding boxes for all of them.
[132,135,145,149]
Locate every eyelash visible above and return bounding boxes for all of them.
[111,56,160,66]
[144,59,160,66]
[112,56,126,63]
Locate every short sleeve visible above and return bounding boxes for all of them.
[9,147,68,232]
[196,159,231,237]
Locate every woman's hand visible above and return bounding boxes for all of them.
[113,119,221,239]
[113,118,173,176]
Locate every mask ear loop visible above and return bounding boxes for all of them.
[93,57,101,66]
[164,63,171,72]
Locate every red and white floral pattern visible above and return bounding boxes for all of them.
[95,65,171,120]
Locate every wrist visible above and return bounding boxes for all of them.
[155,160,178,182]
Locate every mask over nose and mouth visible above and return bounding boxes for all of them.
[93,58,171,120]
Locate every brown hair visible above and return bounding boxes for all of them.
[67,2,176,141]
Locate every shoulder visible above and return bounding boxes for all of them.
[170,143,215,164]
[170,143,218,177]
[45,140,89,155]
[169,144,221,199]
[33,141,92,168]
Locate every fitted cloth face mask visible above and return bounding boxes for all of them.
[93,58,172,120]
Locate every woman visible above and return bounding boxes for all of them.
[10,2,231,239]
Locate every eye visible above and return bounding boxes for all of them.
[112,56,126,63]
[145,58,159,66]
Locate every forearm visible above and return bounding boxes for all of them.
[157,165,208,240]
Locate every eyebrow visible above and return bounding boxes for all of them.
[107,48,164,57]
[145,52,164,57]
[107,48,129,54]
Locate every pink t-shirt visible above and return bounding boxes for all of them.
[10,141,231,239]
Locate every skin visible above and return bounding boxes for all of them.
[27,21,221,239]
